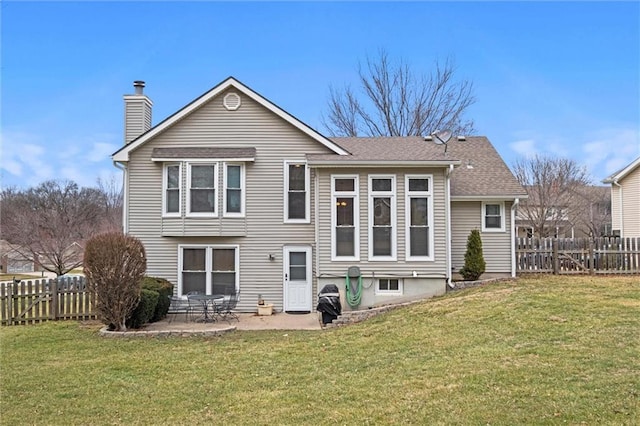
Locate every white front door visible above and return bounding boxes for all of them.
[283,246,312,312]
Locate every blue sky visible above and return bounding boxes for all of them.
[2,1,639,189]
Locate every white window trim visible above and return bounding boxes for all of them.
[331,174,360,261]
[482,201,505,232]
[177,244,240,296]
[375,277,403,296]
[186,162,218,217]
[283,161,310,223]
[223,162,245,217]
[405,174,434,262]
[368,175,397,261]
[162,162,182,218]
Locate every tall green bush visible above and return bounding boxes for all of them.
[84,232,147,331]
[140,276,173,322]
[459,229,486,281]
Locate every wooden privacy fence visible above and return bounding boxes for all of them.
[0,277,97,326]
[516,237,640,274]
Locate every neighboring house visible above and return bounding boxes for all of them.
[515,185,611,238]
[603,156,640,238]
[0,240,35,274]
[112,77,527,312]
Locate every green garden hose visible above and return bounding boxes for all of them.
[345,275,363,308]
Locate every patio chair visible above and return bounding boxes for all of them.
[215,290,240,323]
[186,291,206,322]
[168,296,191,323]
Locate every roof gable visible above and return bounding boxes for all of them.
[112,77,349,162]
[602,156,640,183]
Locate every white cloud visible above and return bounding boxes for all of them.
[581,127,640,180]
[86,141,119,163]
[0,131,53,187]
[0,130,120,189]
[510,139,538,157]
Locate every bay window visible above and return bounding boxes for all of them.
[188,163,217,215]
[224,163,244,216]
[163,163,181,216]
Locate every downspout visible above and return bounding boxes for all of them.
[613,180,624,237]
[445,164,454,288]
[510,198,520,278]
[314,168,320,279]
[113,161,128,234]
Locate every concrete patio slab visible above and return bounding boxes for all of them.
[143,311,323,332]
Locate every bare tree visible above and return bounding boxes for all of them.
[0,180,104,276]
[513,155,592,238]
[570,185,611,237]
[96,174,123,233]
[84,232,146,331]
[323,49,476,137]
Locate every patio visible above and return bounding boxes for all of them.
[122,311,323,336]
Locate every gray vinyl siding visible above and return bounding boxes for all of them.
[619,169,640,237]
[124,97,152,144]
[315,167,449,278]
[451,201,513,274]
[125,89,333,311]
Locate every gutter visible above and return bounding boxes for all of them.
[113,161,128,233]
[510,198,520,278]
[445,164,454,287]
[613,180,624,237]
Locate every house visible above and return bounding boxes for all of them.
[112,77,527,312]
[0,240,35,274]
[515,185,611,238]
[603,156,640,238]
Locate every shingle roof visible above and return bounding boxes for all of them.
[307,136,527,198]
[446,137,527,198]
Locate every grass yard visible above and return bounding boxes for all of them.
[1,275,638,425]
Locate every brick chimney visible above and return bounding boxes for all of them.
[123,80,153,144]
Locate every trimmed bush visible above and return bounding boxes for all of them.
[459,229,486,281]
[84,232,147,331]
[126,289,159,329]
[140,276,173,322]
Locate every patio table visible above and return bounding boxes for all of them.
[188,294,224,322]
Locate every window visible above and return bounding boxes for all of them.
[406,175,433,260]
[179,245,238,296]
[482,202,505,232]
[224,163,244,216]
[188,163,217,216]
[331,175,359,260]
[163,163,181,216]
[369,175,396,260]
[376,278,402,295]
[285,162,309,222]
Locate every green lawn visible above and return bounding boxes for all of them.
[1,275,638,425]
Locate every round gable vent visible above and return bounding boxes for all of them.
[223,92,241,111]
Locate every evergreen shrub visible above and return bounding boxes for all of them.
[141,276,173,322]
[459,229,486,281]
[126,289,159,329]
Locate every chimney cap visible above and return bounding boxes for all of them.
[133,80,146,95]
